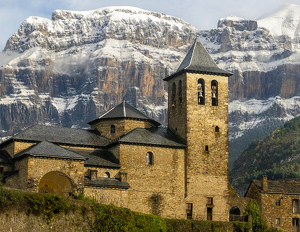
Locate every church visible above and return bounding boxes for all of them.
[0,38,234,221]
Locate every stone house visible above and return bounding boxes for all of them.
[0,38,237,221]
[245,175,300,232]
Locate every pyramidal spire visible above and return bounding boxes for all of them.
[164,37,232,81]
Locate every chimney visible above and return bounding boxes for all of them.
[116,171,128,181]
[90,170,98,180]
[262,175,268,191]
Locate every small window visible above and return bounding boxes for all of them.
[104,172,110,178]
[276,199,281,206]
[207,207,213,221]
[172,82,176,107]
[198,79,205,105]
[207,197,213,205]
[111,125,115,134]
[146,152,154,165]
[186,203,193,219]
[205,145,209,153]
[178,80,183,104]
[275,218,280,225]
[293,199,299,213]
[215,126,219,133]
[0,167,3,174]
[211,80,218,106]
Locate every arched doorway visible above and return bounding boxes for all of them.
[229,206,241,221]
[38,171,73,197]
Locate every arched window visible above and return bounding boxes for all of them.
[111,125,115,134]
[229,206,241,221]
[172,82,176,107]
[146,152,154,165]
[178,80,182,104]
[211,80,218,106]
[215,126,219,133]
[205,145,209,153]
[104,172,110,178]
[198,79,205,105]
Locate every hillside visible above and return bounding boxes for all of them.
[0,187,249,232]
[230,116,300,196]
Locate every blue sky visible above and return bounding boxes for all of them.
[0,0,299,51]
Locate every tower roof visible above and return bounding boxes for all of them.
[88,101,160,126]
[164,38,232,81]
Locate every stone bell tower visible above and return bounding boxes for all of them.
[164,38,233,221]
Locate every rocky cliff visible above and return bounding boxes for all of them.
[0,6,197,137]
[1,4,300,170]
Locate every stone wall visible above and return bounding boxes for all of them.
[6,157,28,190]
[0,209,92,232]
[91,119,155,140]
[84,166,120,179]
[85,144,186,219]
[261,193,300,232]
[14,141,36,155]
[244,183,261,204]
[120,144,186,218]
[167,72,187,141]
[6,156,85,194]
[168,72,230,221]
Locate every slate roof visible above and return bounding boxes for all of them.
[12,124,110,147]
[252,179,300,194]
[15,141,86,160]
[84,177,130,189]
[111,126,186,148]
[88,101,160,126]
[66,148,120,168]
[164,38,233,81]
[0,150,13,164]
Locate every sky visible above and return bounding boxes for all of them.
[0,0,299,51]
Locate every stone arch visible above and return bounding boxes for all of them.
[229,206,241,221]
[38,171,74,197]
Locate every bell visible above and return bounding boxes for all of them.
[198,91,203,97]
[212,93,216,98]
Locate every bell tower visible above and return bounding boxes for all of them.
[164,38,233,221]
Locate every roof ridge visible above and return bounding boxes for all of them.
[185,38,197,70]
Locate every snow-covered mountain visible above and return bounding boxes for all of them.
[1,4,300,169]
[0,6,197,137]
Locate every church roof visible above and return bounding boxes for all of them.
[12,124,110,147]
[250,179,300,194]
[66,148,120,168]
[15,141,86,160]
[88,101,160,126]
[164,38,232,81]
[110,126,186,148]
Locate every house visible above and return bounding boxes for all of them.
[245,175,300,231]
[0,38,234,221]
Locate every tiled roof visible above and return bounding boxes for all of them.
[84,177,130,189]
[115,126,186,148]
[164,38,232,81]
[0,150,13,164]
[88,101,160,126]
[252,179,300,194]
[15,141,86,160]
[13,124,110,147]
[66,148,120,168]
